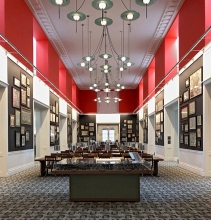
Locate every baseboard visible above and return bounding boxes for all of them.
[8,162,35,176]
[178,161,204,176]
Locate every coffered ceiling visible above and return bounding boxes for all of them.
[25,0,184,89]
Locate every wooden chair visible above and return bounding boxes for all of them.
[122,153,131,158]
[73,152,82,157]
[112,153,122,157]
[141,155,154,175]
[83,153,97,159]
[45,156,56,176]
[98,153,112,158]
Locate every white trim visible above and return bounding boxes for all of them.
[0,80,8,88]
[179,148,203,155]
[155,145,164,148]
[164,98,178,108]
[8,149,34,155]
[34,98,49,109]
[8,162,35,176]
[148,112,155,117]
[178,161,204,176]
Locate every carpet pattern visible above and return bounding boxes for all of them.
[0,162,211,220]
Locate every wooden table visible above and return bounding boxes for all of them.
[35,157,62,177]
[147,157,164,176]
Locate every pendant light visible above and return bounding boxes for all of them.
[49,0,70,19]
[135,0,157,18]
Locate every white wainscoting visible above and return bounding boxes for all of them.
[155,145,165,159]
[179,148,204,176]
[8,149,34,176]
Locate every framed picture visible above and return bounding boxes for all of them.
[57,127,59,132]
[160,123,163,132]
[181,124,184,131]
[13,77,20,87]
[81,130,88,136]
[85,126,89,130]
[15,110,20,127]
[197,128,202,138]
[85,122,88,126]
[197,140,201,148]
[179,95,183,104]
[21,72,27,87]
[27,78,30,86]
[181,105,188,120]
[122,133,126,137]
[81,125,84,130]
[15,131,21,147]
[27,87,30,97]
[84,137,89,142]
[189,116,196,130]
[183,90,189,102]
[156,113,161,130]
[21,88,27,105]
[180,134,183,144]
[127,120,133,124]
[189,132,197,147]
[157,100,164,112]
[21,126,25,135]
[89,127,94,131]
[56,116,59,124]
[128,130,132,133]
[128,124,132,129]
[55,101,59,114]
[122,128,126,131]
[21,107,31,125]
[132,134,135,137]
[52,106,55,113]
[190,68,202,99]
[160,111,163,122]
[9,114,15,128]
[27,97,30,108]
[188,100,196,115]
[25,131,30,141]
[197,115,202,126]
[128,134,131,138]
[132,138,135,142]
[89,123,94,126]
[124,124,126,126]
[184,135,189,145]
[122,138,126,142]
[21,135,25,147]
[50,125,55,143]
[184,123,189,132]
[124,120,126,123]
[52,113,55,123]
[12,87,20,109]
[155,104,158,112]
[185,78,190,87]
[90,132,94,136]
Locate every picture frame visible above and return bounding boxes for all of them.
[132,138,135,142]
[21,135,25,147]
[132,134,135,137]
[89,123,94,126]
[81,130,89,136]
[122,138,126,142]
[13,77,20,88]
[55,101,59,114]
[128,134,131,138]
[122,133,126,137]
[84,137,89,142]
[89,127,94,131]
[15,131,21,147]
[185,78,190,88]
[180,134,183,144]
[156,112,161,130]
[179,95,183,104]
[157,99,164,112]
[12,87,20,109]
[183,90,189,102]
[10,115,15,127]
[27,97,30,108]
[128,130,132,133]
[160,123,163,132]
[124,120,127,123]
[50,125,55,143]
[56,116,59,124]
[127,120,133,124]
[197,140,201,148]
[190,67,202,99]
[21,107,31,125]
[21,126,25,135]
[25,131,29,141]
[181,124,184,131]
[52,113,55,123]
[160,111,163,122]
[189,132,197,147]
[15,109,20,127]
[21,88,27,105]
[27,78,30,86]
[52,106,55,113]
[84,126,88,130]
[85,122,88,126]
[181,105,188,120]
[27,87,30,97]
[184,135,189,145]
[124,124,126,126]
[57,127,59,133]
[89,132,94,136]
[197,128,202,138]
[21,72,27,87]
[184,123,189,132]
[188,100,196,115]
[189,116,196,130]
[197,115,202,126]
[81,125,84,130]
[128,124,132,129]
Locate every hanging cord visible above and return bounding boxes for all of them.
[123,20,124,56]
[121,0,129,10]
[82,24,84,74]
[76,0,85,12]
[76,0,78,33]
[128,23,130,74]
[146,4,148,18]
[87,15,90,57]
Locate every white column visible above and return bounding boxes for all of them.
[60,115,67,151]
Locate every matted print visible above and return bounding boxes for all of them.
[190,68,202,99]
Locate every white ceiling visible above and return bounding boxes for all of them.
[26,0,184,89]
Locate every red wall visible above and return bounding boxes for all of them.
[78,90,97,113]
[119,89,138,113]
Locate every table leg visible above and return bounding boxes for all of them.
[153,161,159,176]
[39,161,46,177]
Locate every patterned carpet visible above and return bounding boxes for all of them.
[0,162,211,220]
